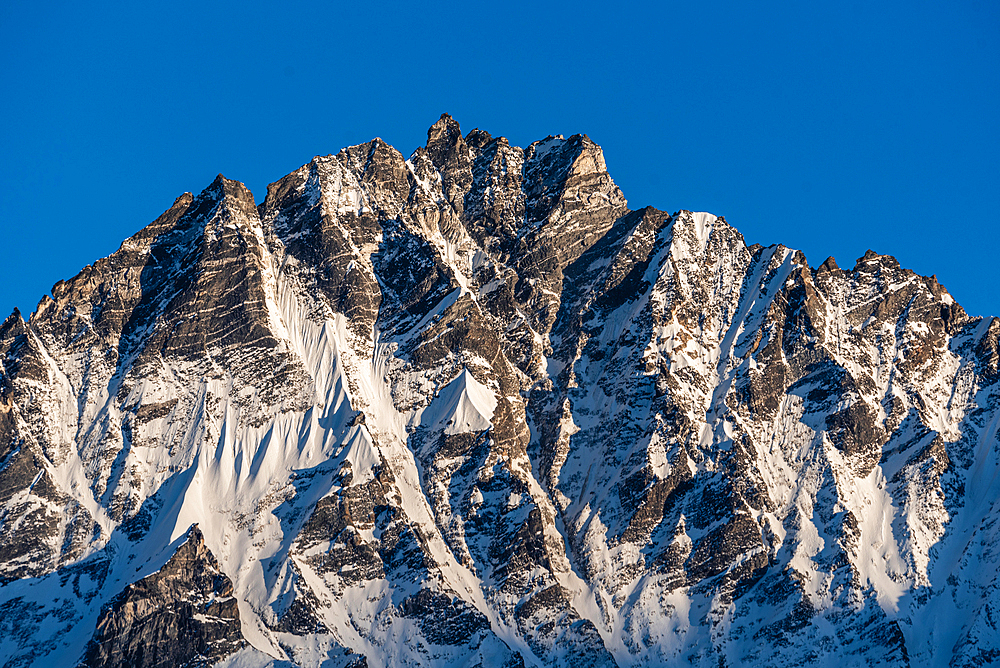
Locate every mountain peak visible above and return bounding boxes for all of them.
[425,112,467,170]
[0,117,996,668]
[1,307,22,328]
[204,172,256,208]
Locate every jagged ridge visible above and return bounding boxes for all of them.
[0,114,998,668]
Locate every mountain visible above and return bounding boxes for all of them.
[1,114,998,667]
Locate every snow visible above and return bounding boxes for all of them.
[414,369,498,435]
[687,212,717,253]
[213,646,297,667]
[529,135,566,161]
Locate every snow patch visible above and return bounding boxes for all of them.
[415,369,498,435]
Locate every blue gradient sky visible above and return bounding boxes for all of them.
[2,1,997,317]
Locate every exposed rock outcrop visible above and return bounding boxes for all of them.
[81,526,244,668]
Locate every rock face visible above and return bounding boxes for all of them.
[0,114,998,667]
[81,525,245,667]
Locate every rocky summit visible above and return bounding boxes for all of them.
[1,114,998,667]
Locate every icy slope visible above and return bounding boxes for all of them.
[0,114,998,667]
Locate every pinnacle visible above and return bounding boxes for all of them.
[427,112,464,144]
[0,308,26,341]
[817,255,841,275]
[201,173,256,210]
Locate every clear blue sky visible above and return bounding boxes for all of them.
[2,1,997,318]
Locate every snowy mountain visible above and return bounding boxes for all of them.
[1,114,998,667]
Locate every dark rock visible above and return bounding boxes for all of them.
[80,525,244,668]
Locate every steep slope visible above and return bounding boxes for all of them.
[0,114,997,667]
[81,525,245,668]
